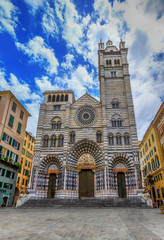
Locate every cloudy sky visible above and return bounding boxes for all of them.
[0,0,164,140]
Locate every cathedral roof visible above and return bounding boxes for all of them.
[72,93,101,107]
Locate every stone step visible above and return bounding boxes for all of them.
[20,198,149,208]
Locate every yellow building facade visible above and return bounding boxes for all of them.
[140,102,164,205]
[16,131,35,194]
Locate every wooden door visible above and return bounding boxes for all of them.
[47,174,56,198]
[117,172,126,198]
[79,170,94,198]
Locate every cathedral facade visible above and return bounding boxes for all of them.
[29,39,141,199]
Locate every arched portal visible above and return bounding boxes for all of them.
[38,154,63,198]
[68,139,105,198]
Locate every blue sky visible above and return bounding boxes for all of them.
[0,0,164,140]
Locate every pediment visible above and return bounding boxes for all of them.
[72,93,101,108]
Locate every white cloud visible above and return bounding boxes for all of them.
[42,2,58,36]
[24,0,45,11]
[35,76,60,93]
[25,101,40,136]
[16,36,59,75]
[61,65,96,98]
[61,54,75,69]
[0,69,40,101]
[0,0,18,38]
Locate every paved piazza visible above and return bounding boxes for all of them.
[0,208,164,240]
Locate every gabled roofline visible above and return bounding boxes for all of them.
[71,93,100,106]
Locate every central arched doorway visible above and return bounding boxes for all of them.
[78,153,95,198]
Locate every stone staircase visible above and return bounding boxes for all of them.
[19,197,149,208]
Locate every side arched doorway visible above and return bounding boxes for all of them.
[117,172,126,198]
[47,164,58,198]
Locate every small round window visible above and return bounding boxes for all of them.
[76,107,96,126]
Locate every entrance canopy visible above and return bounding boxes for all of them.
[68,139,104,169]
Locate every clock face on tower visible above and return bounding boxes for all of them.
[76,106,96,126]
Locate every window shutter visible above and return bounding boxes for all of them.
[12,139,15,147]
[10,151,13,158]
[7,150,10,156]
[9,137,12,145]
[17,122,22,134]
[9,115,14,127]
[15,155,18,162]
[17,143,20,150]
[0,145,2,153]
[2,132,6,141]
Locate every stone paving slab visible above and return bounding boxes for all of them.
[0,208,163,240]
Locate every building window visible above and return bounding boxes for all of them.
[24,140,26,146]
[124,134,130,145]
[20,110,24,120]
[112,119,122,127]
[61,94,64,102]
[70,132,75,143]
[148,139,151,146]
[0,96,1,101]
[154,147,156,152]
[25,180,28,186]
[152,134,154,142]
[28,143,30,148]
[58,135,64,147]
[56,95,60,102]
[17,177,20,184]
[52,95,55,102]
[116,134,122,145]
[6,170,15,179]
[4,183,13,189]
[158,173,162,180]
[12,101,17,112]
[155,155,160,168]
[161,188,164,198]
[96,132,102,143]
[111,72,116,78]
[43,136,49,147]
[48,95,51,102]
[108,133,114,145]
[112,103,119,108]
[57,121,61,129]
[151,159,156,171]
[22,179,24,185]
[0,168,5,176]
[17,122,22,134]
[50,135,56,147]
[148,163,151,172]
[157,189,160,198]
[31,145,33,151]
[54,105,61,111]
[65,94,68,101]
[8,114,14,127]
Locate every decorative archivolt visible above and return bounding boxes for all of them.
[39,154,63,173]
[108,153,134,171]
[68,139,104,169]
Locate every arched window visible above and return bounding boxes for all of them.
[114,59,117,65]
[108,133,114,145]
[43,135,49,147]
[58,135,64,147]
[52,95,56,102]
[61,94,64,102]
[124,133,130,145]
[96,131,102,143]
[111,114,122,127]
[116,133,122,145]
[70,132,75,143]
[48,95,51,102]
[52,121,57,129]
[109,59,111,65]
[112,98,119,109]
[106,59,108,65]
[50,135,56,147]
[65,94,68,101]
[117,59,120,65]
[57,121,61,129]
[56,95,60,102]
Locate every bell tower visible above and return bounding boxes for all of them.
[98,38,140,189]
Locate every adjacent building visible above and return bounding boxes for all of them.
[0,91,31,206]
[14,131,35,202]
[140,102,164,205]
[29,39,141,200]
